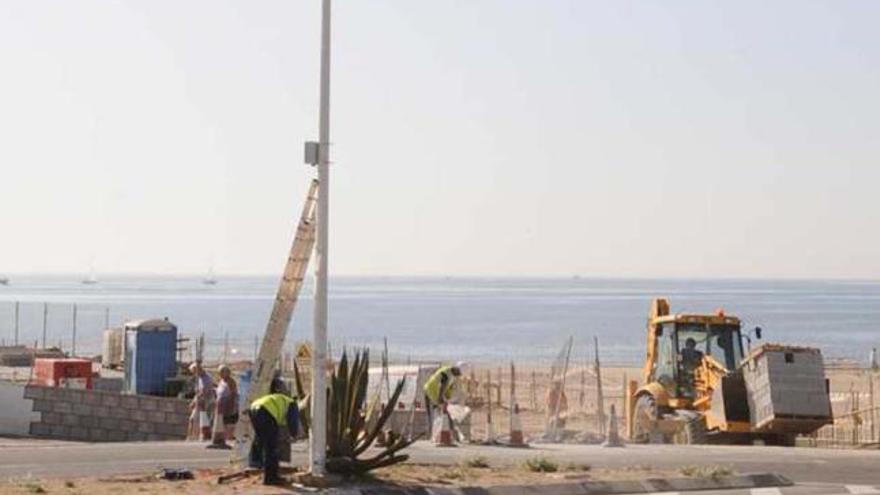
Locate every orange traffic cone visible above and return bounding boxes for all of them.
[601,404,624,448]
[508,403,527,447]
[435,404,456,447]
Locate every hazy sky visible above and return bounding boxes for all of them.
[1,1,878,278]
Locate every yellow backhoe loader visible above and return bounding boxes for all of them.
[625,298,832,446]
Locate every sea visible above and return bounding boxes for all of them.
[0,276,878,367]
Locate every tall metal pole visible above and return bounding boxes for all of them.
[42,302,48,349]
[72,304,77,356]
[310,0,332,476]
[14,302,19,346]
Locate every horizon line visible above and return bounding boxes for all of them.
[0,272,877,283]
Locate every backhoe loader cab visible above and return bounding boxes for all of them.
[647,314,745,400]
[628,298,832,446]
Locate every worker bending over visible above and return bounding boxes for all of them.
[249,379,299,486]
[423,362,464,435]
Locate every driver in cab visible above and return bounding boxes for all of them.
[681,338,704,372]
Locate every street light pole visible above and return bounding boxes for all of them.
[310,0,332,477]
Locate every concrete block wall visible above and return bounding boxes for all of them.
[25,385,190,442]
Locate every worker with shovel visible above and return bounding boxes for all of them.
[248,379,300,486]
[423,362,465,440]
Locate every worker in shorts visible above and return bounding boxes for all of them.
[189,362,215,441]
[249,379,300,486]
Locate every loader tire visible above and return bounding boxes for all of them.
[632,395,666,444]
[682,416,708,445]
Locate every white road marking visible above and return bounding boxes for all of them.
[751,489,782,495]
[847,486,880,494]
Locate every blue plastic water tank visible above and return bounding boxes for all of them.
[123,319,178,396]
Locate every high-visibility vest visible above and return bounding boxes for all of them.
[424,366,455,403]
[251,394,296,426]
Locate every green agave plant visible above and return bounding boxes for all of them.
[293,349,418,474]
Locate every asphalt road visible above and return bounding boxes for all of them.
[623,486,880,495]
[1,439,879,487]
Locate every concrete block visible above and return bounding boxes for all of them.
[40,412,62,425]
[109,407,130,419]
[31,399,53,413]
[59,389,83,404]
[137,422,156,434]
[50,424,70,437]
[30,422,51,437]
[166,413,188,425]
[79,415,99,428]
[93,377,124,393]
[88,428,108,442]
[121,396,139,409]
[107,430,126,442]
[73,404,95,417]
[101,394,120,407]
[140,397,159,411]
[41,387,64,401]
[173,401,190,416]
[161,401,177,413]
[99,418,120,430]
[81,391,103,406]
[157,422,185,437]
[62,414,80,427]
[93,406,111,418]
[118,419,136,431]
[148,411,165,423]
[70,427,89,440]
[23,386,45,400]
[130,432,149,442]
[130,410,148,422]
[147,433,165,441]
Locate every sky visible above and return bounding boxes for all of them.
[0,0,878,278]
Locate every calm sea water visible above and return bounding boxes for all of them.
[0,276,878,366]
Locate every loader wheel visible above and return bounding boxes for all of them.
[681,417,707,445]
[632,395,666,444]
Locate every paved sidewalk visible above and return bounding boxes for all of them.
[1,439,880,485]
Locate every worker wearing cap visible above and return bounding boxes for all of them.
[249,379,299,486]
[423,362,464,436]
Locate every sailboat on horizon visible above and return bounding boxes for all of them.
[203,266,218,286]
[82,265,98,285]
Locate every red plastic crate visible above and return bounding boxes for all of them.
[32,358,93,389]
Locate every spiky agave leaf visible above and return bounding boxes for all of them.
[323,348,417,475]
[354,376,414,455]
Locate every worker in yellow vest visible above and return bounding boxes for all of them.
[249,379,299,486]
[423,362,464,436]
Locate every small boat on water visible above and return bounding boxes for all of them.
[82,266,98,285]
[203,267,217,286]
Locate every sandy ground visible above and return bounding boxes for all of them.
[0,461,712,494]
[460,364,879,442]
